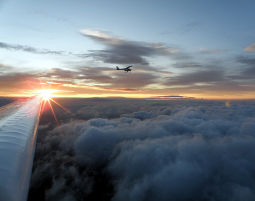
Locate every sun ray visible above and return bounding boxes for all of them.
[40,100,47,115]
[48,99,59,125]
[50,98,71,114]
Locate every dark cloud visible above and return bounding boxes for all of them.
[236,56,255,77]
[80,30,179,65]
[165,69,224,85]
[237,56,255,66]
[26,98,255,201]
[178,80,255,94]
[1,62,254,97]
[108,72,158,88]
[42,67,160,89]
[0,65,164,97]
[85,49,150,65]
[0,42,65,55]
[173,62,203,68]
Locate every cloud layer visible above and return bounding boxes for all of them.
[1,29,255,98]
[26,98,255,201]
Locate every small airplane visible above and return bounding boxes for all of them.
[116,65,133,72]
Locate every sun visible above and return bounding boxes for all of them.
[41,93,52,101]
[36,89,71,125]
[38,89,54,101]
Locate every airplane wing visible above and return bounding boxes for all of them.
[0,96,41,201]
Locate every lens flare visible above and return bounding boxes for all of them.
[38,89,70,125]
[38,89,54,101]
[41,93,51,101]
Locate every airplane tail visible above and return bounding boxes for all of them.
[116,66,119,70]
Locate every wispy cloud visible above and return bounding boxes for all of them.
[165,69,225,86]
[236,56,255,78]
[244,43,255,52]
[80,29,180,65]
[199,48,227,54]
[0,42,65,55]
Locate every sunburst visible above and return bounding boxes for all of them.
[38,89,70,124]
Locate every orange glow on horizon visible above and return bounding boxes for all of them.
[2,92,255,100]
[1,83,255,100]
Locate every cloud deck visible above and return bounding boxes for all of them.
[27,98,255,201]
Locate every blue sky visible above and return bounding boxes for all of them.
[1,0,255,98]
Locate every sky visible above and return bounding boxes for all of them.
[1,0,255,99]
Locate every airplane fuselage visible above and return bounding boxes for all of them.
[116,66,132,72]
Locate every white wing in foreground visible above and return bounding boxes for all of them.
[0,96,41,201]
